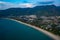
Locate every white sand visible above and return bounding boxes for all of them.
[7,18,60,40]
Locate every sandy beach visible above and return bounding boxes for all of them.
[7,18,60,40]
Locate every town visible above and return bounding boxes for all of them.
[9,15,60,36]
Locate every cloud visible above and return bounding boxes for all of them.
[36,1,54,6]
[39,1,54,4]
[0,1,36,10]
[0,1,15,10]
[53,0,60,6]
[0,0,60,10]
[18,3,36,8]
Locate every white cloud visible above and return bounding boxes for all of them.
[0,1,36,10]
[0,0,60,10]
[18,3,36,8]
[53,0,60,6]
[0,1,15,10]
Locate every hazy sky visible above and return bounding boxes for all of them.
[0,0,60,5]
[0,0,60,10]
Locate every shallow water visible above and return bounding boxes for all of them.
[0,18,54,40]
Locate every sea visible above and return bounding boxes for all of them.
[0,18,54,40]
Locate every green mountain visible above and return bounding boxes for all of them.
[0,5,60,17]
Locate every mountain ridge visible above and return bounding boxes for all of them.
[0,5,60,17]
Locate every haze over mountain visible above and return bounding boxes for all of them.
[0,0,60,10]
[0,0,60,17]
[0,5,60,17]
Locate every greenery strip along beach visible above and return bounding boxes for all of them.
[7,18,60,40]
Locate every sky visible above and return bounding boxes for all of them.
[0,0,60,10]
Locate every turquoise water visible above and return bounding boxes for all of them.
[0,18,54,40]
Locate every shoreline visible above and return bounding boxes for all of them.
[6,18,60,40]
